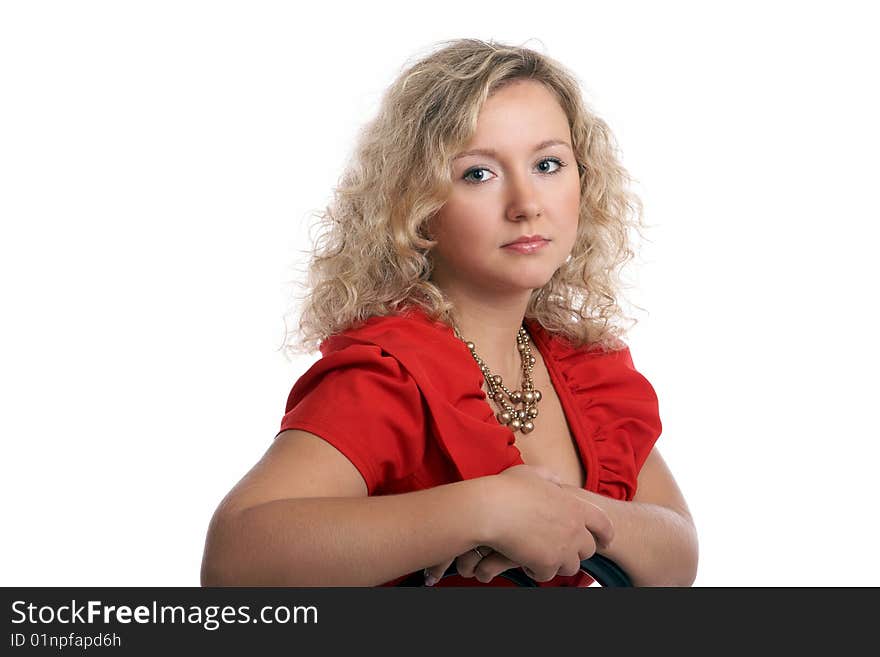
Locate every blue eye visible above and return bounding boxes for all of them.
[537,157,564,174]
[462,157,566,184]
[463,167,492,183]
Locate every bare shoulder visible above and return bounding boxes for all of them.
[216,429,368,519]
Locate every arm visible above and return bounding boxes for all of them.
[200,429,494,586]
[575,446,699,586]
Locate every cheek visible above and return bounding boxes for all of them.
[560,175,582,213]
[434,200,495,248]
[551,182,581,242]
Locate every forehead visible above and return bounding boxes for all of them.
[472,80,570,140]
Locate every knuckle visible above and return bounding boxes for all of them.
[562,561,581,577]
[604,520,616,545]
[455,558,475,578]
[582,537,597,558]
[535,561,556,580]
[590,505,614,542]
[474,564,494,583]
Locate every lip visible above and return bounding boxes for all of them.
[502,238,550,254]
[502,234,550,247]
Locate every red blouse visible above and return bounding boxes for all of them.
[276,305,662,587]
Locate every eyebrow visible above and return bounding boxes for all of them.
[452,139,572,161]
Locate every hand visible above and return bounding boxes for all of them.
[423,465,614,586]
[423,465,566,586]
[423,545,520,586]
[481,464,614,582]
[556,483,616,547]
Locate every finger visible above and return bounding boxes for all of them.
[522,565,556,583]
[424,558,455,586]
[558,557,582,578]
[455,546,492,579]
[561,485,615,549]
[578,535,598,561]
[473,553,518,584]
[582,501,614,550]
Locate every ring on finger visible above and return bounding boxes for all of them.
[473,547,487,559]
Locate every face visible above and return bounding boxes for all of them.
[427,79,581,298]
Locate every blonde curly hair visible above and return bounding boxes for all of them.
[281,38,650,357]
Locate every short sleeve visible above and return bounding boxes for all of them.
[582,345,663,500]
[276,342,427,495]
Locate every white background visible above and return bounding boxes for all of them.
[2,1,877,586]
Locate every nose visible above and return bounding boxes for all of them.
[505,171,543,222]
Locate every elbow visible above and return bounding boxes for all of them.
[200,556,228,588]
[634,512,699,587]
[674,553,699,587]
[634,556,698,588]
[200,503,314,587]
[200,507,246,587]
[200,539,235,587]
[673,516,700,587]
[645,548,698,588]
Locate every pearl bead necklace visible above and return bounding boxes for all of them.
[453,323,543,435]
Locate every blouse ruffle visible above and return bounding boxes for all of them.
[525,318,663,501]
[280,306,661,503]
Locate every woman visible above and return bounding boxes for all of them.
[200,38,698,587]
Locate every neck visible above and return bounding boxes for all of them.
[444,291,532,386]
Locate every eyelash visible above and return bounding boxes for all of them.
[462,157,567,185]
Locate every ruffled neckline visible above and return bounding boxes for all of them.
[525,316,662,501]
[322,305,660,501]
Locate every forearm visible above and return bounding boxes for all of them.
[588,494,699,587]
[200,478,492,587]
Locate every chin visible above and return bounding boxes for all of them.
[499,271,556,292]
[513,262,560,286]
[465,260,560,293]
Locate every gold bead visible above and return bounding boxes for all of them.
[529,356,536,365]
[466,341,475,351]
[493,391,504,401]
[517,342,528,352]
[534,390,542,402]
[510,418,522,431]
[492,374,502,385]
[499,410,512,424]
[527,407,539,419]
[517,409,526,419]
[523,391,535,403]
[522,420,535,434]
[511,390,522,403]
